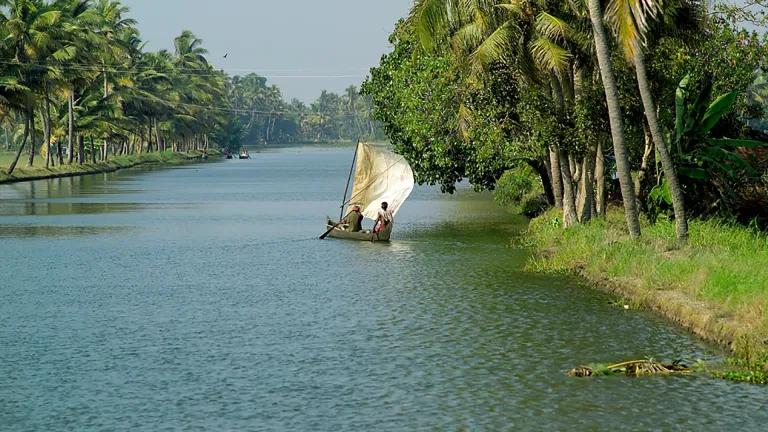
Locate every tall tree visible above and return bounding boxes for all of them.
[605,0,695,241]
[586,0,642,237]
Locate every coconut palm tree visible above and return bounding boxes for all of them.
[586,0,642,237]
[604,0,699,242]
[0,0,66,169]
[93,0,135,160]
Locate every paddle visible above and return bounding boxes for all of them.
[319,222,341,240]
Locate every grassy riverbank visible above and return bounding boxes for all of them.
[0,150,217,184]
[525,208,768,382]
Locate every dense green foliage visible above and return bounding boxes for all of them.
[362,22,553,195]
[364,0,768,230]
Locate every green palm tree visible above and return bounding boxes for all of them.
[586,0,642,237]
[604,0,697,242]
[93,0,136,160]
[52,0,100,164]
[0,0,64,169]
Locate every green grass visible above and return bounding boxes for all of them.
[0,149,216,184]
[525,208,768,374]
[0,151,17,167]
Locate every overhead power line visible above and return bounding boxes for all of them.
[0,60,369,79]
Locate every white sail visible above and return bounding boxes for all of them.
[347,143,414,220]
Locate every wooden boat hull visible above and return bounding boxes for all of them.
[325,219,392,242]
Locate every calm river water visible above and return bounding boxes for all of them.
[1,145,767,431]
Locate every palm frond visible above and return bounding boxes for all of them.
[605,0,660,58]
[530,37,571,74]
[495,0,528,16]
[535,12,570,42]
[452,18,487,54]
[412,0,454,50]
[470,20,517,70]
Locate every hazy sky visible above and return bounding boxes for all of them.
[123,0,413,103]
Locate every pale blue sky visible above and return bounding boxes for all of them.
[123,0,413,102]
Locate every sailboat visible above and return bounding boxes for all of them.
[323,142,415,241]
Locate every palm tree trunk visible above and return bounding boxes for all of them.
[68,92,75,164]
[595,139,606,217]
[90,136,96,163]
[577,144,597,223]
[27,108,36,167]
[42,83,54,169]
[549,75,571,215]
[569,155,578,180]
[155,119,162,152]
[103,68,108,162]
[49,92,62,166]
[147,119,153,153]
[42,109,51,169]
[587,0,641,237]
[636,128,654,206]
[559,149,578,227]
[77,135,84,164]
[633,49,688,242]
[529,158,556,206]
[7,112,30,176]
[549,147,564,208]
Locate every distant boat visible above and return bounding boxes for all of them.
[323,142,414,242]
[239,148,251,159]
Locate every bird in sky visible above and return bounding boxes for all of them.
[223,53,228,59]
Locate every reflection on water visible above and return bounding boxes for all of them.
[0,172,148,216]
[0,225,128,238]
[1,147,767,431]
[0,202,151,216]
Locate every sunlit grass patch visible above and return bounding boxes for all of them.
[526,207,768,368]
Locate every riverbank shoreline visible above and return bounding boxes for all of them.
[0,150,218,185]
[524,208,768,382]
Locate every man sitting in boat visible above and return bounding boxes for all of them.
[374,202,393,234]
[341,205,364,232]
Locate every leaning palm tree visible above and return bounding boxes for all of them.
[586,0,642,237]
[604,0,697,242]
[0,70,32,175]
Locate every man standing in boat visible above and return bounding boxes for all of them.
[374,202,393,234]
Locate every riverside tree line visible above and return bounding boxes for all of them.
[362,0,768,238]
[0,0,383,176]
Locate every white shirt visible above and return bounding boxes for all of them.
[377,207,393,223]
